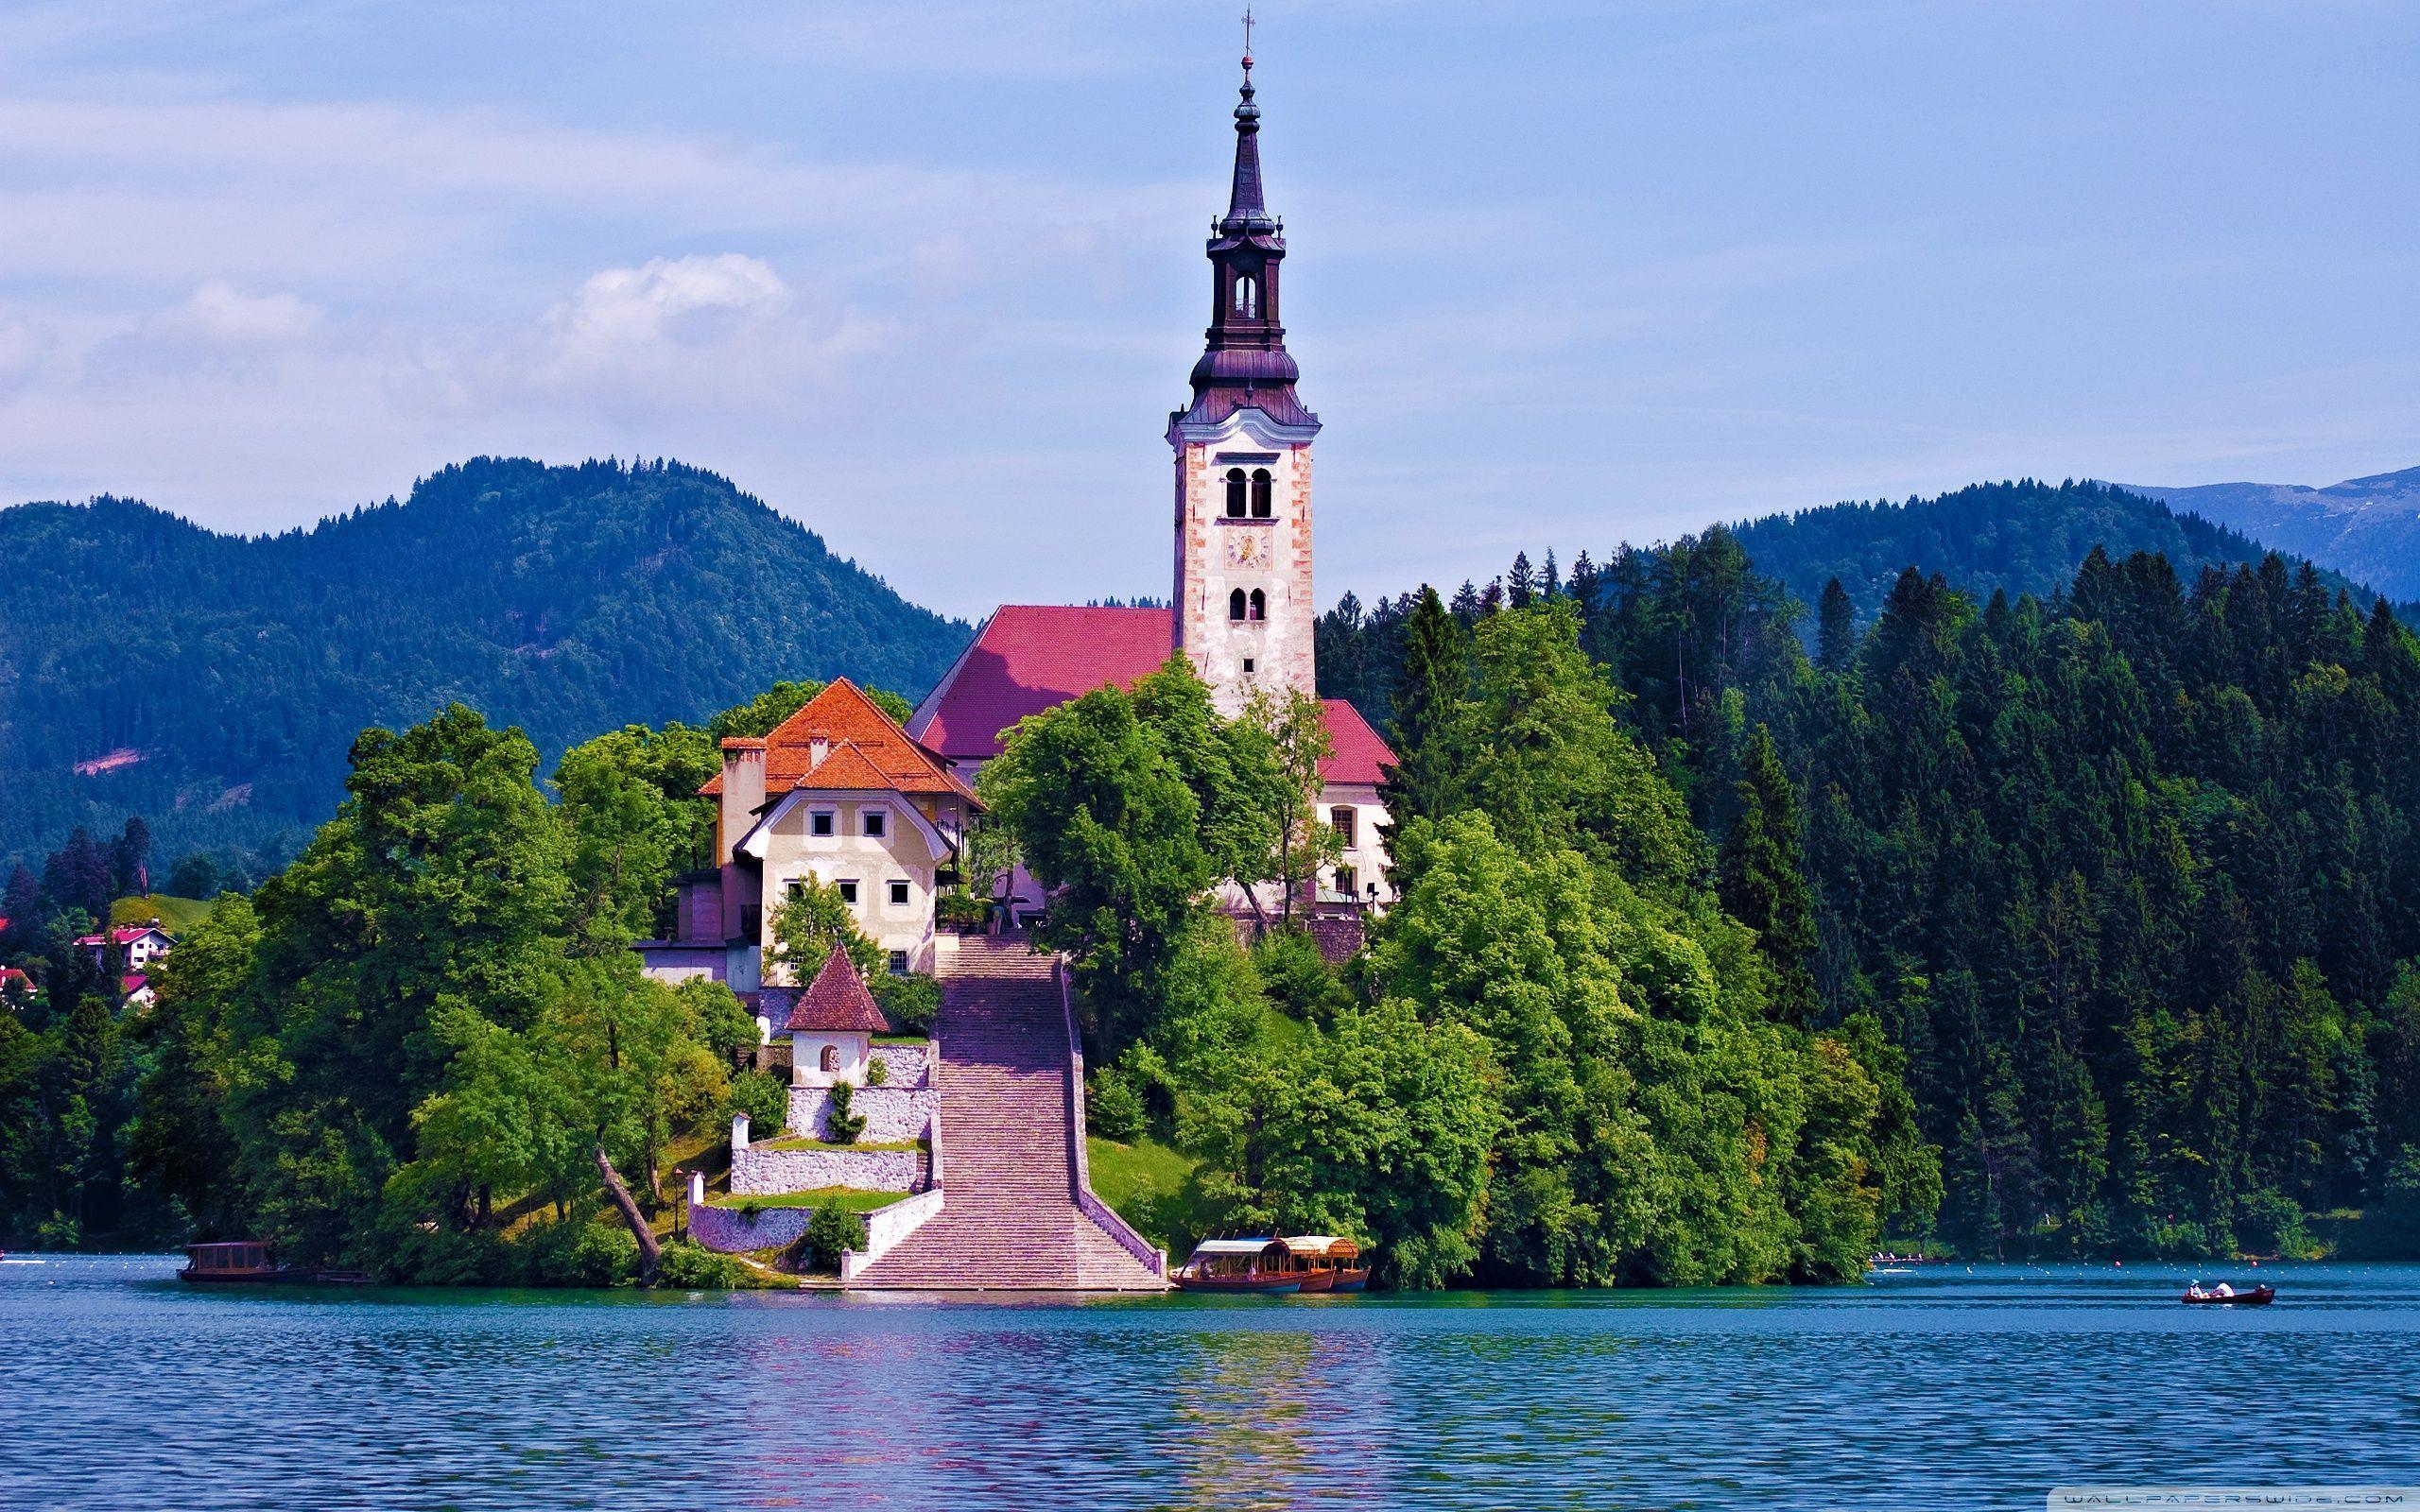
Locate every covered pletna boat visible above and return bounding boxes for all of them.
[1173,1238,1300,1294]
[178,1242,306,1283]
[1281,1236,1368,1294]
[2181,1282,2275,1305]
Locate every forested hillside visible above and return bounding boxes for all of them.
[1323,531,2420,1258]
[0,458,969,868]
[1724,478,2396,634]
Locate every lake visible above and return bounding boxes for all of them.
[3,1255,2416,1510]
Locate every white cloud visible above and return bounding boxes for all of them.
[159,281,321,345]
[548,254,789,365]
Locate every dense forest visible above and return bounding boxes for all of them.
[988,647,1937,1285]
[1320,510,2420,1257]
[0,457,969,869]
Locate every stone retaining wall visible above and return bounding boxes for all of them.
[787,1085,935,1145]
[686,1201,812,1255]
[868,1042,929,1088]
[730,1144,925,1195]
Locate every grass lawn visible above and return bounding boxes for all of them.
[752,1135,924,1153]
[111,894,217,933]
[705,1188,909,1213]
[1087,1135,1228,1255]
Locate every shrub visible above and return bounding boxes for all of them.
[522,1221,640,1288]
[32,1212,80,1251]
[387,1224,519,1286]
[1088,1068,1146,1142]
[804,1199,869,1271]
[935,890,991,931]
[654,1240,752,1289]
[823,1082,867,1144]
[727,1070,790,1135]
[866,1057,890,1088]
[872,972,941,1037]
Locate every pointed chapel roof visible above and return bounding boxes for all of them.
[785,947,895,1035]
[700,677,979,805]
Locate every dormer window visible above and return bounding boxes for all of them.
[1229,588,1247,621]
[1250,469,1272,519]
[1224,469,1248,519]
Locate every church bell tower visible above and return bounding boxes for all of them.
[1169,39,1319,715]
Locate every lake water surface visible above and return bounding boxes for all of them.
[4,1254,2417,1509]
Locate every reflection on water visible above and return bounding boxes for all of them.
[3,1258,2419,1510]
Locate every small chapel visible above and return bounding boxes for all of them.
[640,48,1395,1005]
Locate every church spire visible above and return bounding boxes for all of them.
[1224,26,1272,231]
[1173,15,1317,438]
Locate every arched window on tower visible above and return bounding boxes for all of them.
[1234,274,1257,317]
[1250,469,1273,519]
[1249,589,1267,621]
[1229,588,1248,621]
[1224,469,1247,518]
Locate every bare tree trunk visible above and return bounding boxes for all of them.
[596,1140,663,1284]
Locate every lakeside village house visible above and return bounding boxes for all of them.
[635,49,1396,1039]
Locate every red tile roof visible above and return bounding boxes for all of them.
[906,604,1394,785]
[700,678,978,805]
[1317,697,1392,787]
[76,925,171,948]
[908,606,1177,763]
[0,967,30,992]
[785,948,895,1035]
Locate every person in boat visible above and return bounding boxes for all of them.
[2214,1281,2234,1297]
[2185,1281,2206,1299]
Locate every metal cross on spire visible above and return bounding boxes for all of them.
[1241,7,1254,68]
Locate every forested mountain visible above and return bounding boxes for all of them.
[0,458,969,868]
[2132,465,2420,601]
[1323,533,2420,1258]
[1724,478,2396,634]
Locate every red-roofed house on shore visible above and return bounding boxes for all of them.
[635,678,982,996]
[906,60,1402,919]
[0,967,32,1006]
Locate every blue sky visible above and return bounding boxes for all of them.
[3,1,2415,618]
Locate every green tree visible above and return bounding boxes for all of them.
[1718,725,1820,1026]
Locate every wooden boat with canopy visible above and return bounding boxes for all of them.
[1172,1238,1301,1294]
[1281,1236,1368,1293]
[178,1242,307,1283]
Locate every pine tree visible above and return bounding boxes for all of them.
[1378,587,1471,832]
[1507,552,1536,610]
[1817,577,1856,672]
[1718,725,1819,1025]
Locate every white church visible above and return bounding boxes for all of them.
[639,50,1396,1009]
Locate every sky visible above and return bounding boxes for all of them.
[3,0,2416,619]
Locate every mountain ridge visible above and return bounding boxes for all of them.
[2125,464,2420,599]
[0,456,971,867]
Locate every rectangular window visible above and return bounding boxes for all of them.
[786,880,804,900]
[810,811,836,837]
[1329,805,1357,846]
[889,880,910,906]
[888,950,910,975]
[1336,866,1357,899]
[863,810,887,838]
[837,880,859,905]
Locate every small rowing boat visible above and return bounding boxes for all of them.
[2182,1283,2274,1306]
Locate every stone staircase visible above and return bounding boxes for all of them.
[846,933,1167,1291]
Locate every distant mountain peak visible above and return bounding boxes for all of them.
[2127,463,2420,599]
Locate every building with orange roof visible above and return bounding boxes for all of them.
[636,677,982,995]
